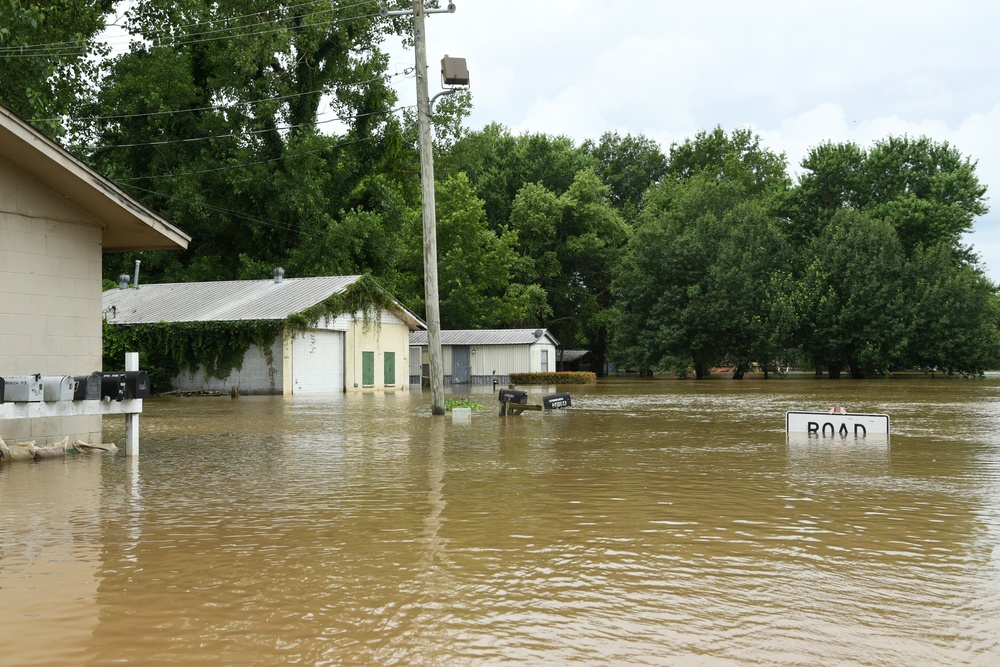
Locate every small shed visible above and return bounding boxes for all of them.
[103,275,425,394]
[0,103,189,445]
[557,349,592,372]
[408,329,559,385]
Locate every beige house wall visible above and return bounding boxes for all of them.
[344,310,412,391]
[0,157,104,444]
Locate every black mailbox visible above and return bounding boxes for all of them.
[124,370,151,399]
[0,376,4,404]
[498,389,528,404]
[542,392,572,410]
[100,372,127,401]
[73,372,102,400]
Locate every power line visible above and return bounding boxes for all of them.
[120,183,315,238]
[0,0,343,54]
[114,139,402,245]
[112,132,382,181]
[33,69,413,124]
[81,103,412,150]
[0,2,383,58]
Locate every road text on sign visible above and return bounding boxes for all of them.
[785,411,890,436]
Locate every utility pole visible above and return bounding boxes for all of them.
[413,1,446,415]
[383,1,459,416]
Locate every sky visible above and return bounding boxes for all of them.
[383,1,1000,280]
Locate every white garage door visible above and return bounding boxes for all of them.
[291,330,344,393]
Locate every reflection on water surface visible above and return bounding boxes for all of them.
[1,378,999,666]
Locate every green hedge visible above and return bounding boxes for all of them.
[509,371,596,385]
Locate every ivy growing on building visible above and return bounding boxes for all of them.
[103,274,402,392]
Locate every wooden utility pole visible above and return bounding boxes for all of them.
[413,0,445,415]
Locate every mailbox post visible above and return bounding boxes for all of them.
[125,352,140,456]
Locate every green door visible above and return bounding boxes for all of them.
[362,351,375,386]
[384,351,396,386]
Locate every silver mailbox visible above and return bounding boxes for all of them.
[1,374,44,402]
[42,375,78,401]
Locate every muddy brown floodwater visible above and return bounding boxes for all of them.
[1,376,999,666]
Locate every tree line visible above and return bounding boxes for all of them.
[2,0,997,378]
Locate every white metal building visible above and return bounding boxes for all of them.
[409,329,559,385]
[103,275,425,394]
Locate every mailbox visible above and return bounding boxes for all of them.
[100,372,127,401]
[42,375,78,401]
[542,392,572,410]
[73,372,102,400]
[1,374,43,402]
[498,388,528,404]
[124,370,151,399]
[0,376,4,404]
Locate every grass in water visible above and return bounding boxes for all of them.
[445,398,488,411]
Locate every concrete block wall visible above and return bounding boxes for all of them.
[0,158,104,444]
[173,338,283,395]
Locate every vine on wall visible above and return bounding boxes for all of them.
[103,275,402,392]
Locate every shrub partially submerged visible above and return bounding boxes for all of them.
[509,372,596,385]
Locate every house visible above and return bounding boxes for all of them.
[0,104,190,446]
[408,329,559,385]
[102,274,425,394]
[557,349,593,372]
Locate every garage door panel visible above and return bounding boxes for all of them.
[292,330,344,393]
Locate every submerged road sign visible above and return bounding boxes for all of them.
[785,411,890,437]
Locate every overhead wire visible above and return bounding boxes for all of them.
[120,182,322,238]
[0,2,384,58]
[35,68,413,124]
[80,103,413,150]
[6,1,453,271]
[0,0,347,53]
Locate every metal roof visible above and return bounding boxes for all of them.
[103,276,425,329]
[409,329,559,347]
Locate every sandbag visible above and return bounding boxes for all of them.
[33,437,69,460]
[75,440,119,454]
[1,438,36,462]
[32,445,65,459]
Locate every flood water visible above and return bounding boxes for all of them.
[1,377,999,666]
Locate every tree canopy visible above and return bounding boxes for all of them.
[5,9,998,379]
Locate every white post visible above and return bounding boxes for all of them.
[125,352,139,456]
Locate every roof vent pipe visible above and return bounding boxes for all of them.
[273,267,284,284]
[133,259,141,289]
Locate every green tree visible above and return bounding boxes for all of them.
[0,0,114,135]
[787,136,988,254]
[581,131,668,223]
[396,173,546,330]
[507,168,629,373]
[904,245,1000,375]
[439,124,597,231]
[666,126,790,199]
[79,0,411,285]
[797,209,910,378]
[612,175,744,378]
[706,203,797,378]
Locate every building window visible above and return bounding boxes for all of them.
[541,349,549,372]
